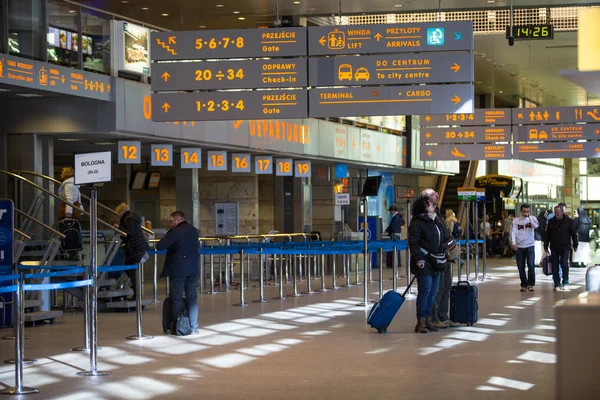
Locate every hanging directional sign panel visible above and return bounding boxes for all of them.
[180,148,202,169]
[151,144,173,167]
[255,156,273,175]
[515,124,600,142]
[152,90,308,122]
[152,58,308,91]
[421,126,510,144]
[208,151,227,171]
[309,84,473,118]
[420,108,512,126]
[421,144,510,161]
[513,142,600,160]
[308,21,474,56]
[512,106,600,125]
[309,51,473,86]
[151,28,307,61]
[232,153,251,173]
[118,141,141,164]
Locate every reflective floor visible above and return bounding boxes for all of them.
[0,257,593,400]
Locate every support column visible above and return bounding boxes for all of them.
[564,159,581,213]
[175,169,200,229]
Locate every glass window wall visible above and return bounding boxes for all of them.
[8,0,45,60]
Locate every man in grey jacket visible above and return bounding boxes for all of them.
[511,204,539,292]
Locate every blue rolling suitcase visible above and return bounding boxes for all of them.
[368,276,416,333]
[450,281,478,326]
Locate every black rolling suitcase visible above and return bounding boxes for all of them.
[162,296,193,336]
[450,281,478,326]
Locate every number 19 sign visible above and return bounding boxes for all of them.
[295,160,311,178]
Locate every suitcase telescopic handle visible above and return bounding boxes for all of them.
[457,281,471,287]
[401,276,417,298]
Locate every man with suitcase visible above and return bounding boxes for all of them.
[157,211,200,334]
[544,205,578,291]
[510,204,539,292]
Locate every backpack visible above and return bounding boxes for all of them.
[452,222,463,239]
[162,296,193,336]
[58,218,83,252]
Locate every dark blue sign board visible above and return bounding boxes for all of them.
[0,199,14,328]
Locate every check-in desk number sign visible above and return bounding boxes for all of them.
[118,141,141,164]
[151,144,173,167]
[181,148,202,169]
[232,154,251,173]
[208,151,228,171]
[276,159,293,176]
[255,156,273,175]
[295,161,311,178]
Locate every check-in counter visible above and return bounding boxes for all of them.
[556,292,600,399]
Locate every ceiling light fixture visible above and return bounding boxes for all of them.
[141,7,149,10]
[57,138,83,142]
[94,142,116,146]
[199,25,206,28]
[499,90,503,94]
[394,4,403,7]
[69,10,76,13]
[487,0,495,3]
[233,11,240,14]
[238,17,246,20]
[293,1,302,4]
[16,93,43,98]
[216,4,225,7]
[161,13,169,16]
[121,0,129,3]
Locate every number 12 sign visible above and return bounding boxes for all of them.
[181,148,202,169]
[118,141,141,164]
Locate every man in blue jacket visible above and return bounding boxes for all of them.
[158,211,200,333]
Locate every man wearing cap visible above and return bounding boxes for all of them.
[385,205,404,268]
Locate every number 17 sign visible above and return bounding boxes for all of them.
[255,156,273,175]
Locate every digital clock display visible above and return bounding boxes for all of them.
[505,24,554,40]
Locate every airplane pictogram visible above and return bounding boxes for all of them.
[452,147,466,158]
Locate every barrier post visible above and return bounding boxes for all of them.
[225,238,232,292]
[77,186,110,377]
[1,274,38,395]
[331,254,339,290]
[357,197,370,306]
[126,264,153,341]
[288,253,303,297]
[344,251,354,288]
[482,201,487,281]
[378,248,384,299]
[355,253,362,285]
[207,254,217,294]
[233,249,248,307]
[218,254,223,292]
[302,251,315,294]
[392,246,398,292]
[253,253,270,303]
[317,253,329,292]
[71,267,92,352]
[406,199,411,295]
[153,246,158,303]
[273,253,286,300]
[272,254,279,286]
[465,201,471,282]
[474,201,480,281]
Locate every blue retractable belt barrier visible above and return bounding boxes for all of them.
[0,274,20,282]
[24,268,86,279]
[147,250,167,255]
[18,265,85,271]
[0,285,18,294]
[97,265,138,273]
[23,279,93,291]
[457,239,484,246]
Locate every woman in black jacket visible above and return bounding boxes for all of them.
[115,203,150,298]
[409,197,451,334]
[573,207,591,268]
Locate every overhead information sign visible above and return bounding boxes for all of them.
[295,160,312,178]
[514,142,600,160]
[512,106,600,124]
[0,54,112,101]
[308,21,474,56]
[421,144,510,161]
[151,28,307,61]
[74,151,112,185]
[420,108,512,126]
[309,84,473,118]
[152,90,308,122]
[152,58,308,91]
[309,51,473,86]
[421,126,510,144]
[516,124,600,142]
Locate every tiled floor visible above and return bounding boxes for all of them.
[0,257,591,399]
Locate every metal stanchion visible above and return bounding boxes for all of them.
[302,251,316,294]
[72,267,95,352]
[288,253,303,297]
[474,201,480,281]
[273,254,286,300]
[207,255,217,294]
[253,253,271,303]
[331,254,340,290]
[77,187,110,377]
[218,254,223,292]
[233,249,248,307]
[357,197,371,306]
[225,239,232,292]
[298,254,304,281]
[465,201,471,282]
[317,253,329,292]
[285,254,290,283]
[482,201,487,281]
[1,274,38,395]
[127,264,153,341]
[392,247,398,292]
[405,199,412,295]
[153,248,158,302]
[378,248,384,299]
[344,251,354,288]
[354,253,362,285]
[246,253,251,289]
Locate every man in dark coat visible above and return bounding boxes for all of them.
[544,205,578,291]
[385,205,404,268]
[158,211,200,333]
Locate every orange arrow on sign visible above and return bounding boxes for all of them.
[374,33,382,41]
[107,84,111,92]
[319,36,326,46]
[450,63,460,73]
[596,147,600,153]
[451,95,461,105]
[425,116,431,122]
[595,129,600,135]
[377,144,381,153]
[425,133,432,139]
[162,72,171,82]
[61,75,65,84]
[168,36,176,45]
[162,103,171,112]
[427,150,433,157]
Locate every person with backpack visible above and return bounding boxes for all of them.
[445,209,462,240]
[57,167,84,260]
[113,203,150,299]
[385,205,404,268]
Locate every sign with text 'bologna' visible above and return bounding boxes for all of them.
[152,58,308,91]
[151,28,307,60]
[515,124,600,142]
[421,126,510,144]
[421,144,510,161]
[308,21,473,56]
[309,84,474,118]
[152,90,308,122]
[308,51,473,86]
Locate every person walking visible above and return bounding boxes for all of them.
[572,207,591,268]
[385,205,403,268]
[409,196,451,333]
[158,211,200,334]
[544,205,578,291]
[510,204,539,292]
[57,166,83,220]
